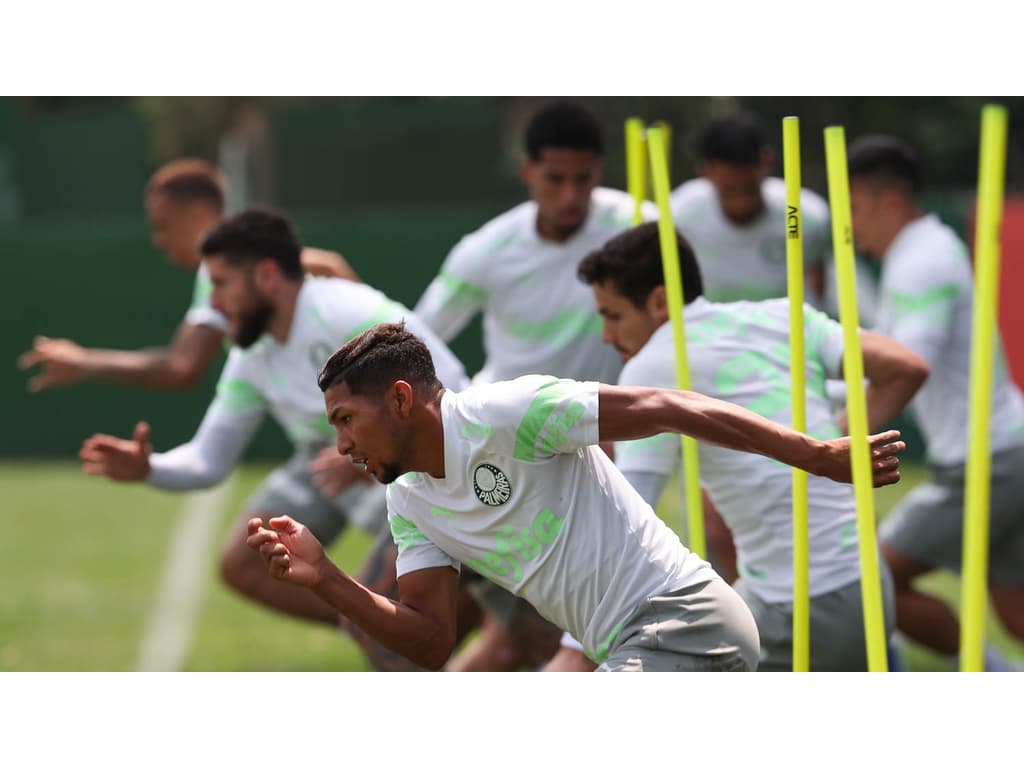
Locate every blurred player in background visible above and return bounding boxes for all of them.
[414,99,657,670]
[77,208,471,670]
[17,158,358,393]
[848,134,1024,671]
[553,221,926,671]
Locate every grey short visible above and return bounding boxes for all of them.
[596,578,760,672]
[733,561,896,672]
[880,444,1024,585]
[244,450,389,544]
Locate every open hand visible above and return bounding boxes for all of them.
[18,336,88,392]
[821,429,905,487]
[80,421,152,482]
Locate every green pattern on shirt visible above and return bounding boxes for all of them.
[389,514,429,554]
[214,378,266,412]
[436,272,489,308]
[513,378,586,462]
[190,270,212,310]
[889,283,958,325]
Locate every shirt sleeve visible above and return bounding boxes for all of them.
[386,487,460,578]
[804,303,845,379]
[413,234,491,342]
[876,255,964,373]
[459,375,600,462]
[147,353,265,490]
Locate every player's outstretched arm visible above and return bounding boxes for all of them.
[598,384,904,487]
[79,421,152,482]
[247,517,459,670]
[18,322,224,392]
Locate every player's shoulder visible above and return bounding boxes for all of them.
[670,177,714,208]
[889,214,970,280]
[619,326,674,387]
[452,200,534,260]
[761,177,829,216]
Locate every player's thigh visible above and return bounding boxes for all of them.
[879,473,963,574]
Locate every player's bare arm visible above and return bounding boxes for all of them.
[19,321,224,392]
[247,516,459,670]
[597,384,904,486]
[837,329,930,434]
[299,247,360,282]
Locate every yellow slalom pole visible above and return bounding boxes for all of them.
[648,124,706,559]
[626,117,648,225]
[651,120,672,172]
[783,117,810,672]
[960,104,1008,672]
[823,125,888,672]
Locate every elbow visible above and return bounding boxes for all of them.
[421,634,457,671]
[167,362,204,390]
[909,357,930,395]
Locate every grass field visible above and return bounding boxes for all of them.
[1,459,1020,671]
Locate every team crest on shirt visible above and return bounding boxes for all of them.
[473,463,512,506]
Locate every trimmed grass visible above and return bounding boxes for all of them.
[1,460,1020,671]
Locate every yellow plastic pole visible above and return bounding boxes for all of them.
[783,116,810,672]
[960,104,1008,672]
[625,117,648,225]
[647,125,706,558]
[824,125,888,672]
[651,120,672,173]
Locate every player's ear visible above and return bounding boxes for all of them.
[253,257,276,289]
[391,380,415,417]
[647,285,668,321]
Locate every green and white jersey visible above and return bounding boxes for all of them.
[875,214,1024,465]
[615,299,863,603]
[415,187,654,384]
[184,262,230,333]
[148,278,469,490]
[670,177,830,303]
[385,375,713,663]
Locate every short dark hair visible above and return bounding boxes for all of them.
[697,111,766,165]
[146,158,225,213]
[524,100,604,161]
[317,322,442,398]
[578,222,704,307]
[200,207,303,279]
[847,134,922,197]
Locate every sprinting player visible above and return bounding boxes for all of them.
[414,100,656,670]
[18,158,358,394]
[551,221,927,671]
[78,208,470,670]
[246,322,907,672]
[848,134,1024,670]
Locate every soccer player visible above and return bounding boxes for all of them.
[78,208,470,669]
[848,134,1024,670]
[246,322,907,672]
[17,158,358,394]
[669,110,829,306]
[557,221,927,671]
[414,100,657,670]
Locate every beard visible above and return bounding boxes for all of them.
[374,461,404,485]
[234,298,274,349]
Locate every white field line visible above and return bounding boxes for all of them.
[135,477,235,671]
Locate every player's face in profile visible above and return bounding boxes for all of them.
[848,180,887,258]
[206,255,274,348]
[522,148,601,239]
[591,280,662,362]
[324,382,406,484]
[146,193,203,268]
[703,161,766,225]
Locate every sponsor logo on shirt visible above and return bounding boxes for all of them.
[473,463,511,506]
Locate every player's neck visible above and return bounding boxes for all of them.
[266,280,303,343]
[410,388,447,479]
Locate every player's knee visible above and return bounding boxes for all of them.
[218,538,263,596]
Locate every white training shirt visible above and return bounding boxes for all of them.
[414,187,655,384]
[385,375,714,662]
[670,177,830,304]
[874,213,1024,466]
[147,278,470,490]
[615,299,863,603]
[183,261,231,333]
